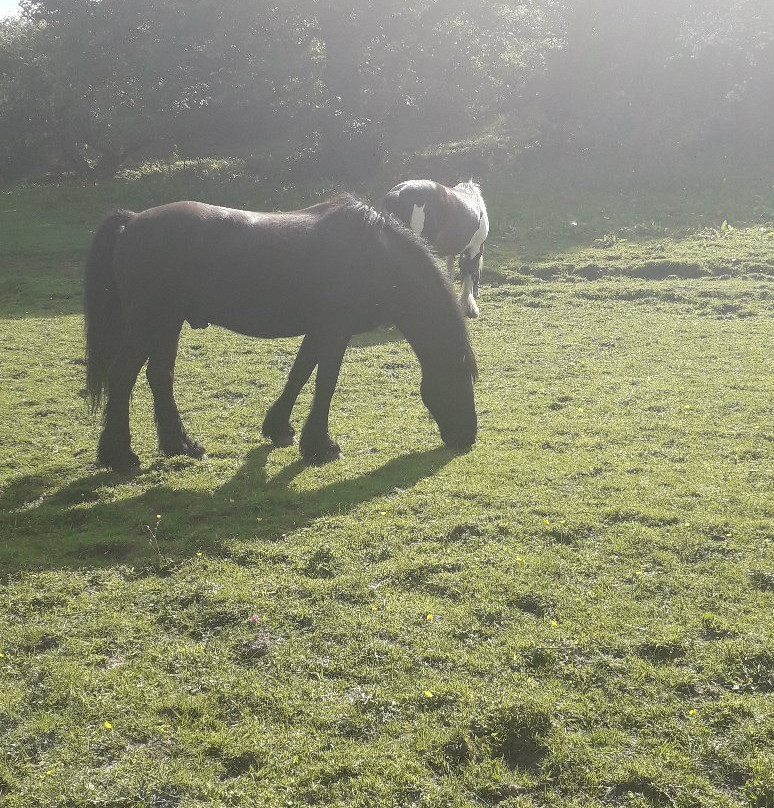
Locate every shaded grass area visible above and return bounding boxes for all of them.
[489,224,774,284]
[2,160,773,319]
[1,168,773,807]
[0,159,324,262]
[483,166,774,282]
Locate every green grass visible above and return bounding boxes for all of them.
[0,164,773,807]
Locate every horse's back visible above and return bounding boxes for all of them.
[383,179,446,204]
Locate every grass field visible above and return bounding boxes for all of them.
[1,164,772,807]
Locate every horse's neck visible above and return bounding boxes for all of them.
[391,259,459,372]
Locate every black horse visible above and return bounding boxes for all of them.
[84,195,478,472]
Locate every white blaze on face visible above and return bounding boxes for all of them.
[410,203,426,235]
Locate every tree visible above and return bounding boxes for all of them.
[4,0,291,177]
[535,0,774,169]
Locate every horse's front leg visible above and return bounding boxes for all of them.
[460,273,480,319]
[262,333,319,448]
[445,255,456,281]
[459,250,482,318]
[299,333,350,464]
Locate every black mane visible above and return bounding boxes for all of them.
[302,194,478,382]
[349,197,479,383]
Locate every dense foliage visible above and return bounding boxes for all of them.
[1,0,772,182]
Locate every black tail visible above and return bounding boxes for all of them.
[84,210,135,413]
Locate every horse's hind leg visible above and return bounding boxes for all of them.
[262,333,318,447]
[97,337,149,472]
[146,321,205,459]
[445,255,456,281]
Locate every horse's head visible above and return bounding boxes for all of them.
[420,357,477,450]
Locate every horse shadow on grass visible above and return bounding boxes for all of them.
[0,444,457,575]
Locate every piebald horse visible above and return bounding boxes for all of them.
[381,179,489,318]
[84,195,477,471]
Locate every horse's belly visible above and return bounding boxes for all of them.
[202,296,314,339]
[433,221,479,258]
[184,259,320,338]
[209,312,309,339]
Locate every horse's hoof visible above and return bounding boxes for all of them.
[161,437,205,459]
[460,295,479,319]
[98,450,141,474]
[264,424,296,447]
[159,435,204,460]
[261,410,296,449]
[300,439,341,465]
[263,421,295,448]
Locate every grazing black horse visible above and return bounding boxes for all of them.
[84,195,478,472]
[381,179,489,318]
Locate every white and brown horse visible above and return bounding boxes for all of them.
[381,179,489,318]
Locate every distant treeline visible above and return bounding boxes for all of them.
[1,0,772,184]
